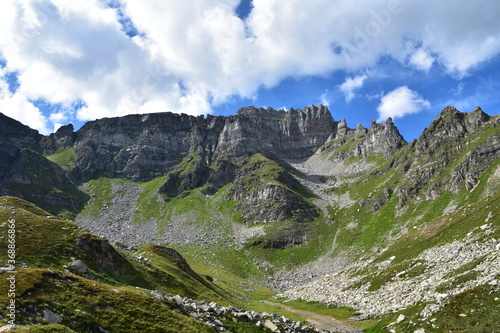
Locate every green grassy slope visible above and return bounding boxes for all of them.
[1,196,294,332]
[0,196,233,305]
[0,269,213,333]
[45,148,76,171]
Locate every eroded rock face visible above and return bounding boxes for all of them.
[398,106,499,205]
[0,113,41,148]
[414,106,469,156]
[70,105,338,181]
[219,105,336,159]
[361,117,406,156]
[0,134,87,214]
[227,160,319,224]
[76,233,129,274]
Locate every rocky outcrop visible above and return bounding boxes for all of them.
[227,154,318,225]
[230,183,317,224]
[156,293,339,333]
[68,105,337,182]
[414,106,469,156]
[318,117,406,164]
[0,135,87,215]
[76,232,130,274]
[361,117,406,156]
[0,112,42,148]
[398,106,499,205]
[159,152,211,198]
[150,245,201,281]
[465,106,490,131]
[333,118,350,138]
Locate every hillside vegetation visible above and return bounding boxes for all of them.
[0,105,498,332]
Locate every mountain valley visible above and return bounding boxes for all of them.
[0,104,499,332]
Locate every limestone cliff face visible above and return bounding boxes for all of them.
[71,112,225,181]
[216,105,335,159]
[318,116,407,163]
[68,105,336,181]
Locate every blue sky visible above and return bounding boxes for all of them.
[0,0,499,142]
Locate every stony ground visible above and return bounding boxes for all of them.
[158,293,343,333]
[280,221,500,318]
[262,301,362,333]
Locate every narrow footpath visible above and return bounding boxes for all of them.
[262,301,362,333]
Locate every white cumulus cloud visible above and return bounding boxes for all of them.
[0,78,49,133]
[409,48,435,72]
[0,0,499,131]
[377,86,431,121]
[340,75,368,102]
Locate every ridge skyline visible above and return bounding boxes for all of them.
[2,103,493,144]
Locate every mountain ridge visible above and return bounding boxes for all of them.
[0,104,499,332]
[0,104,497,223]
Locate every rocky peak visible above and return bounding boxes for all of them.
[41,123,77,154]
[398,106,497,204]
[336,118,349,137]
[465,106,490,132]
[415,106,485,156]
[0,112,42,148]
[432,105,467,130]
[355,123,366,134]
[54,123,75,147]
[360,118,407,156]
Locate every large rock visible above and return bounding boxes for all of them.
[264,319,280,332]
[76,233,129,274]
[43,310,63,324]
[67,259,88,274]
